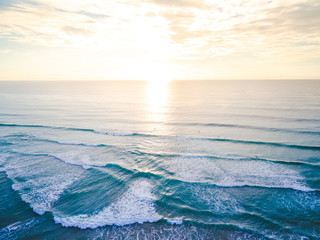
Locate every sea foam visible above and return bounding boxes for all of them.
[0,153,83,215]
[166,156,311,191]
[94,130,134,136]
[190,185,244,214]
[52,151,106,169]
[54,179,161,229]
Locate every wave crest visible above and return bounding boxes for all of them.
[166,156,312,191]
[54,179,161,229]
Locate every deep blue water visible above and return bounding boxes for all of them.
[0,80,319,239]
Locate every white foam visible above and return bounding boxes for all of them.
[2,154,83,215]
[166,156,311,191]
[0,218,38,239]
[54,179,161,229]
[13,175,78,215]
[94,130,134,136]
[56,141,99,147]
[0,154,8,170]
[84,221,261,240]
[189,185,243,214]
[53,151,106,169]
[167,219,183,225]
[276,191,320,213]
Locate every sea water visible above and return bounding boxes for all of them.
[0,80,319,239]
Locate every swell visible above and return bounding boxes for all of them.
[4,150,135,175]
[158,197,284,229]
[1,123,320,151]
[196,180,317,192]
[0,123,135,136]
[1,122,320,138]
[5,149,317,193]
[5,134,114,148]
[215,113,320,124]
[1,153,319,234]
[3,134,320,169]
[3,150,164,185]
[200,137,320,150]
[129,149,320,168]
[178,122,320,135]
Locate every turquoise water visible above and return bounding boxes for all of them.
[0,80,319,239]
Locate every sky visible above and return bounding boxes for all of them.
[0,0,320,81]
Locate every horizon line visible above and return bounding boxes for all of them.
[0,79,320,82]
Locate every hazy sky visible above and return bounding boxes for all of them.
[0,0,319,81]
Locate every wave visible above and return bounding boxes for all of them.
[11,134,320,171]
[50,151,107,169]
[0,124,320,151]
[2,152,319,236]
[0,217,39,239]
[58,220,265,239]
[2,133,115,149]
[0,153,84,215]
[5,151,134,174]
[50,141,109,148]
[199,137,320,150]
[189,185,244,214]
[217,113,320,124]
[6,150,317,192]
[50,152,135,173]
[0,123,135,137]
[54,179,161,229]
[128,149,320,168]
[164,156,313,192]
[35,138,111,148]
[3,138,319,195]
[167,219,183,225]
[4,132,319,168]
[173,122,320,135]
[2,122,320,143]
[94,130,134,136]
[1,123,319,151]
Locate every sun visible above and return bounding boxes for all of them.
[146,72,172,83]
[142,63,172,83]
[125,60,172,83]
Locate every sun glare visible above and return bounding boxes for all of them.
[143,65,172,83]
[124,60,172,82]
[145,79,169,123]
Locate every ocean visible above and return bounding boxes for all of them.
[0,80,319,239]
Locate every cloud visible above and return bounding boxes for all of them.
[147,0,208,9]
[0,0,319,67]
[152,0,320,61]
[76,10,109,19]
[62,26,92,36]
[0,49,12,54]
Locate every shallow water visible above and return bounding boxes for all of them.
[0,80,319,239]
